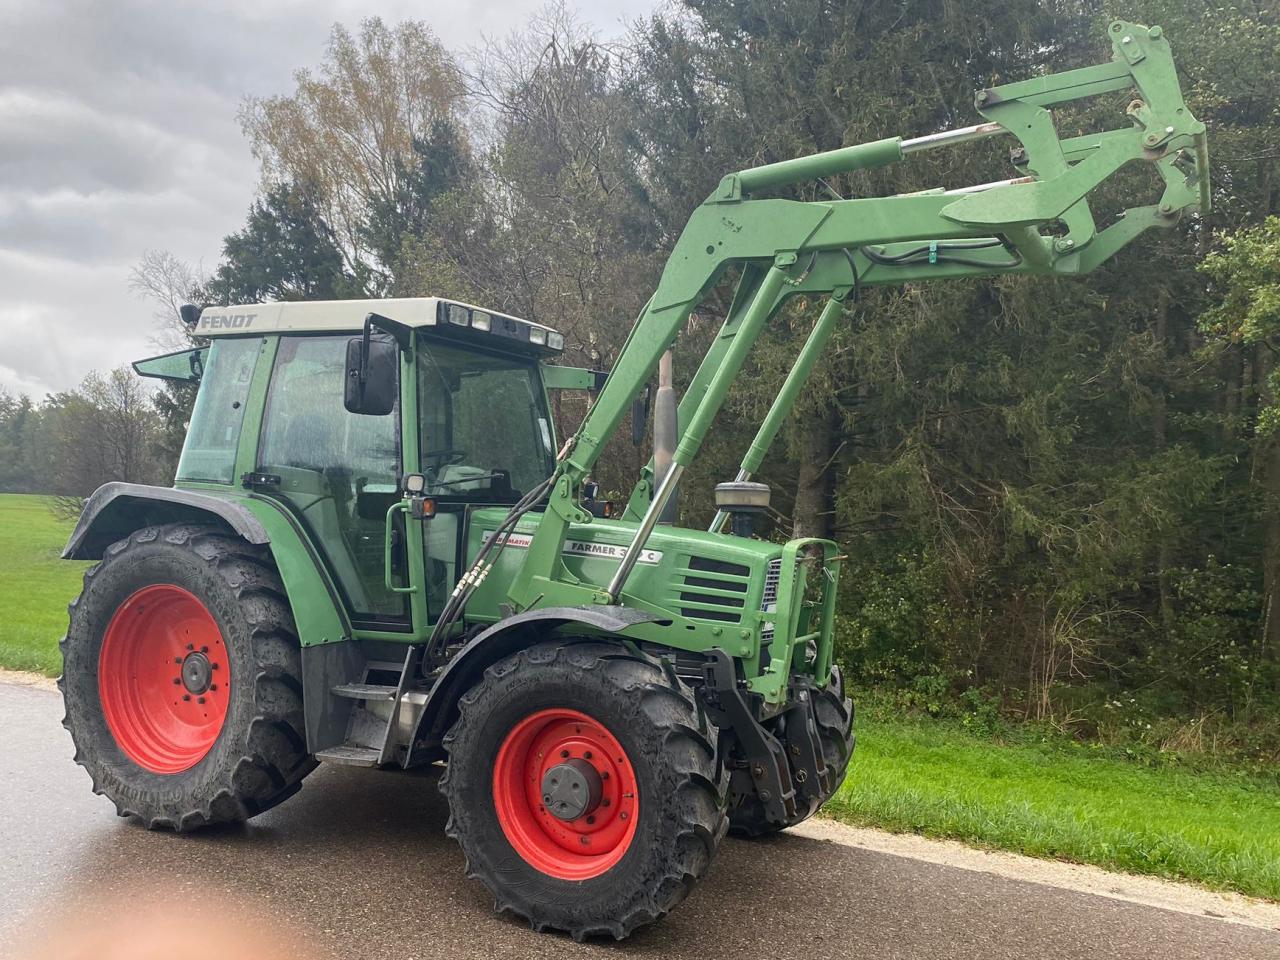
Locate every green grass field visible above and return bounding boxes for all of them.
[1,492,1278,899]
[0,494,87,676]
[828,713,1280,900]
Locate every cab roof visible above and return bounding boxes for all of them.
[194,297,564,354]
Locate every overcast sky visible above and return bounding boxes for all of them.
[0,0,654,398]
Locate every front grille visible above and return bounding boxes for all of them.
[760,557,783,645]
[677,555,750,623]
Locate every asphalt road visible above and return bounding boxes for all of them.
[2,679,1277,960]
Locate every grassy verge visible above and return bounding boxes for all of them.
[826,707,1280,900]
[0,494,88,676]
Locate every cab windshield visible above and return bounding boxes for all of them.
[417,341,554,500]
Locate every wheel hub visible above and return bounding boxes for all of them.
[97,584,230,775]
[541,758,602,821]
[492,708,639,880]
[181,651,213,695]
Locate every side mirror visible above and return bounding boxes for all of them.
[344,334,398,415]
[631,384,652,446]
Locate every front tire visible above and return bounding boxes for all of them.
[441,641,728,940]
[60,524,316,830]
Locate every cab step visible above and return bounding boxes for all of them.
[332,683,398,702]
[314,744,381,767]
[313,646,426,768]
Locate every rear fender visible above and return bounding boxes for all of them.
[404,605,669,766]
[64,482,351,653]
[62,482,269,560]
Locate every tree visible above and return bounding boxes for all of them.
[0,390,38,493]
[128,249,208,350]
[129,249,208,480]
[206,182,354,304]
[396,6,663,494]
[359,118,473,286]
[46,368,166,517]
[240,18,467,279]
[1201,217,1280,649]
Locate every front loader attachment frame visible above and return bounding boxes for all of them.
[503,20,1208,613]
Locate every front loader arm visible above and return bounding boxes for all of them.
[506,20,1209,611]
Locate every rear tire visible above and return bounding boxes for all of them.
[60,524,316,830]
[441,641,728,940]
[729,665,855,837]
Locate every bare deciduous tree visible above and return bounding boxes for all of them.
[128,249,206,349]
[48,368,166,518]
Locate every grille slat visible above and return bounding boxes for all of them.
[678,555,752,624]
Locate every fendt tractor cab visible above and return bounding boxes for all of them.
[59,23,1207,939]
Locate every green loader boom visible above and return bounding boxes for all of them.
[59,21,1206,941]
[508,19,1208,624]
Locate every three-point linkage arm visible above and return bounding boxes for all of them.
[506,20,1210,610]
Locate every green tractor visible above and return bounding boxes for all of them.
[60,22,1206,939]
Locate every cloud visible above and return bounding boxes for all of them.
[0,0,656,398]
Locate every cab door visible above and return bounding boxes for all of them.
[413,335,558,622]
[254,333,428,637]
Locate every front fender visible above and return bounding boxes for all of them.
[404,605,669,766]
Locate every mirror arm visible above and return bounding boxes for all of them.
[366,311,413,351]
[359,317,374,400]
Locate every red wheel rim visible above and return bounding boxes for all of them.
[492,708,639,880]
[98,584,230,774]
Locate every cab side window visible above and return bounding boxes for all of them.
[177,338,259,484]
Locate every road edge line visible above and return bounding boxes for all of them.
[798,817,1280,933]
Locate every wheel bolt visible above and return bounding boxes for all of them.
[211,663,219,671]
[601,771,609,780]
[182,694,191,702]
[579,836,590,845]
[583,750,593,760]
[186,644,194,651]
[586,815,596,824]
[620,811,629,821]
[560,750,569,758]
[197,697,206,705]
[602,798,611,807]
[201,646,208,653]
[210,684,218,692]
[173,678,181,685]
[174,657,182,665]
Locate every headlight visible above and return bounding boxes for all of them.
[547,331,564,351]
[528,327,548,346]
[471,311,492,331]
